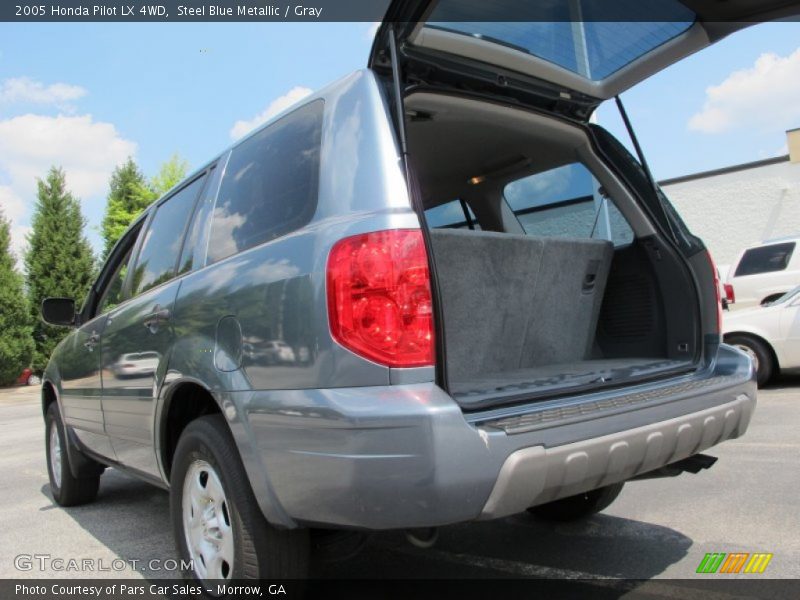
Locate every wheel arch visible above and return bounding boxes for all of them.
[156,377,297,529]
[42,379,105,479]
[157,378,223,482]
[723,330,781,373]
[42,380,58,417]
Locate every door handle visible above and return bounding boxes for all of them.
[84,331,100,351]
[143,305,171,333]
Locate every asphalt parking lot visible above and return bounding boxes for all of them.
[1,377,798,590]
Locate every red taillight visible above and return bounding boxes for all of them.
[707,251,722,335]
[326,229,435,367]
[724,283,735,304]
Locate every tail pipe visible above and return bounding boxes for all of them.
[632,453,718,480]
[405,527,439,549]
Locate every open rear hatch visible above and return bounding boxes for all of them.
[369,0,800,409]
[370,0,800,119]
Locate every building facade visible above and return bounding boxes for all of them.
[661,129,800,270]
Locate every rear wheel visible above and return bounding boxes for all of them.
[528,482,624,522]
[45,402,101,506]
[726,334,774,387]
[170,415,308,585]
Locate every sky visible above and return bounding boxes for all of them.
[1,20,799,260]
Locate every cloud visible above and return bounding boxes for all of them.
[689,48,800,134]
[229,86,313,140]
[0,185,29,260]
[0,113,137,257]
[0,77,87,110]
[0,185,25,222]
[0,113,137,199]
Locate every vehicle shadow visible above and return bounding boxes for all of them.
[43,471,693,592]
[40,470,175,579]
[764,371,800,388]
[320,511,692,581]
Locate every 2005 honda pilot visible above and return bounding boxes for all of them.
[40,0,798,584]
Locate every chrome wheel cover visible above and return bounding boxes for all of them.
[182,460,234,582]
[49,421,62,489]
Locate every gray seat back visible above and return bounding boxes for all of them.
[429,229,613,383]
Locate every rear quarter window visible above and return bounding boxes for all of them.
[505,162,633,246]
[734,242,796,277]
[207,99,324,264]
[425,199,480,230]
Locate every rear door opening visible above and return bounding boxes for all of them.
[406,92,699,407]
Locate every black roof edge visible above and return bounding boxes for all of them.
[659,154,791,187]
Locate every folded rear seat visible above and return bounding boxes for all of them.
[429,229,613,389]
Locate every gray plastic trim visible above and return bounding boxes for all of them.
[479,392,753,519]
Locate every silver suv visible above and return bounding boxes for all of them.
[40,1,788,584]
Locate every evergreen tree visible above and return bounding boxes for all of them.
[0,211,34,385]
[151,153,189,197]
[24,167,95,371]
[101,157,153,257]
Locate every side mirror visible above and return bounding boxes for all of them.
[41,297,76,326]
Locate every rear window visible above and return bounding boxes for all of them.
[426,0,695,81]
[207,100,324,264]
[734,242,796,277]
[505,162,633,246]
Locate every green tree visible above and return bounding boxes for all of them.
[25,167,95,372]
[151,153,189,197]
[100,157,153,258]
[0,211,34,385]
[100,155,190,257]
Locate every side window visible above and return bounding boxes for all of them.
[504,162,633,246]
[735,242,796,277]
[207,100,324,265]
[425,200,480,230]
[130,175,206,296]
[96,244,136,316]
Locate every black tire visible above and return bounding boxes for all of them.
[528,482,624,522]
[726,334,774,387]
[170,415,309,585]
[45,402,101,506]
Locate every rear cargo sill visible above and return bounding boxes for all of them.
[456,363,697,413]
[465,366,748,434]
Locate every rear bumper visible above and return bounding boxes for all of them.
[231,344,755,529]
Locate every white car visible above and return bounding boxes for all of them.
[726,237,800,310]
[111,351,160,378]
[264,340,296,364]
[723,285,800,386]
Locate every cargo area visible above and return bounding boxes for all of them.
[406,93,699,407]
